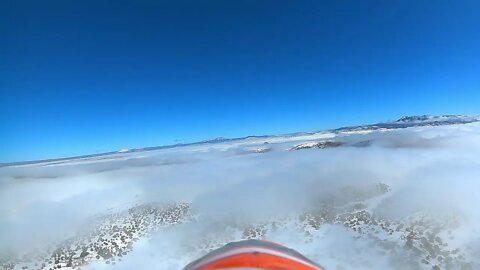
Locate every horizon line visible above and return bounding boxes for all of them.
[1,114,476,166]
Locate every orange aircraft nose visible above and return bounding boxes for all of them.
[183,240,324,270]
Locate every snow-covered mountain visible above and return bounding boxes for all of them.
[394,114,478,124]
[334,114,479,133]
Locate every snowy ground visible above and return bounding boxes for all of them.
[1,119,480,270]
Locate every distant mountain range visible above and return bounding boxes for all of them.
[334,114,479,133]
[1,115,478,167]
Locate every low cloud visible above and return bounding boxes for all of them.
[1,123,480,269]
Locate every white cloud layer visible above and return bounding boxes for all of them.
[1,123,480,269]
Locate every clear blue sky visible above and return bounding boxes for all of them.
[1,0,480,162]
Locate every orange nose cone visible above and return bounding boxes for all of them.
[183,240,324,270]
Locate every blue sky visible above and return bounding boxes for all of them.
[1,0,480,162]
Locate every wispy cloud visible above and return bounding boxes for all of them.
[1,123,480,269]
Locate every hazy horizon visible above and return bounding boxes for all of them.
[1,113,476,164]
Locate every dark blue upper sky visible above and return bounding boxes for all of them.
[1,0,480,162]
